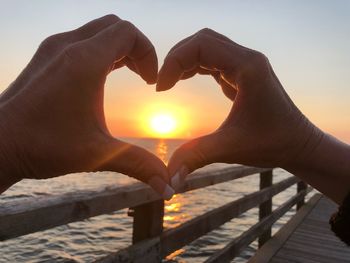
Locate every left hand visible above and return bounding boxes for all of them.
[0,15,174,199]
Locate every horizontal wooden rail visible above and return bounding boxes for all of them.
[160,176,299,257]
[94,176,300,263]
[0,165,312,263]
[178,166,271,193]
[0,166,269,241]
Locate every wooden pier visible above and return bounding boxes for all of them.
[0,165,348,262]
[250,194,350,263]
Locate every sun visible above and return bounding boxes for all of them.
[139,102,187,138]
[150,113,177,136]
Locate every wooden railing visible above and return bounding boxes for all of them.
[0,166,312,262]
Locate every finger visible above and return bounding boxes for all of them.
[175,66,237,101]
[167,35,194,55]
[112,54,155,81]
[180,66,215,80]
[67,20,158,84]
[167,28,234,57]
[220,78,237,101]
[112,57,139,75]
[42,14,122,62]
[0,14,121,104]
[97,140,174,200]
[168,132,231,191]
[129,30,158,84]
[70,14,121,41]
[157,29,244,91]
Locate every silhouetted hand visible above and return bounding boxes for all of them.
[157,28,323,190]
[0,15,174,199]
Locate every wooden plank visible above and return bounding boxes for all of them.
[258,170,273,247]
[205,189,308,263]
[272,251,322,263]
[159,176,298,257]
[283,239,350,260]
[274,246,349,263]
[270,256,296,263]
[0,165,268,241]
[274,196,350,262]
[248,193,322,263]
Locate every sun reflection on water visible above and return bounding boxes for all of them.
[155,139,168,164]
[154,140,190,230]
[165,201,181,212]
[166,248,185,261]
[164,194,190,230]
[155,141,189,228]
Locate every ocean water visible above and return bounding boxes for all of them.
[0,138,312,263]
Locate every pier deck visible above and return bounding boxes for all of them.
[250,193,350,263]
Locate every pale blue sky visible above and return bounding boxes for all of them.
[1,1,349,141]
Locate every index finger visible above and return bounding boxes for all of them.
[157,28,246,91]
[65,20,158,84]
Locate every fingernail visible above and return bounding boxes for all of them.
[180,165,189,178]
[162,184,175,200]
[147,79,156,85]
[171,172,181,190]
[171,165,189,191]
[156,83,164,92]
[148,177,175,200]
[156,81,172,92]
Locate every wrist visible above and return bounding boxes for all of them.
[271,109,323,170]
[283,116,325,170]
[282,123,324,171]
[282,123,350,203]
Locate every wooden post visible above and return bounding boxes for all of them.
[258,170,273,248]
[129,199,164,244]
[297,181,307,210]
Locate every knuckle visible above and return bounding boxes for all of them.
[240,50,270,81]
[249,51,269,68]
[59,43,89,75]
[38,34,64,53]
[193,28,215,43]
[62,44,82,62]
[103,14,120,23]
[110,20,137,41]
[119,20,136,32]
[198,27,214,35]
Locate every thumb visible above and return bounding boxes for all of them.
[168,131,230,190]
[97,139,174,200]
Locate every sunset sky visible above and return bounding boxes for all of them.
[1,1,349,142]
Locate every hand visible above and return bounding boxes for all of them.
[157,28,323,190]
[0,15,174,199]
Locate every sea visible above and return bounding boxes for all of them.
[0,138,313,263]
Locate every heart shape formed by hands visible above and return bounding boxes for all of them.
[0,15,319,201]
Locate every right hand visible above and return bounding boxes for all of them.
[157,28,323,189]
